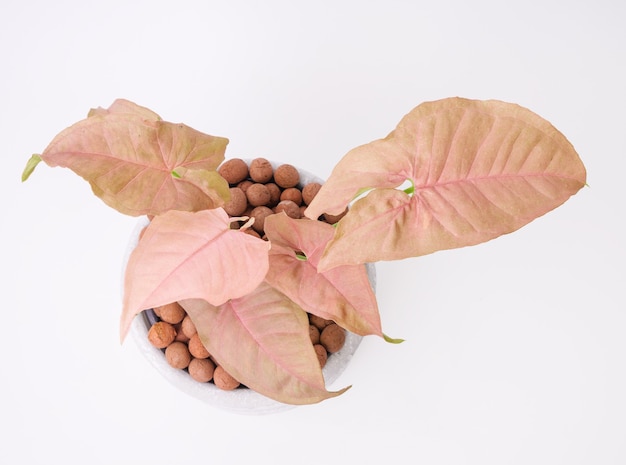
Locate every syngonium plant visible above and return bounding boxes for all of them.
[22,97,587,405]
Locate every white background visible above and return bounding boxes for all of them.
[2,1,625,464]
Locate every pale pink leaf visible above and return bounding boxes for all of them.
[120,209,270,341]
[87,98,162,120]
[264,213,382,337]
[38,101,229,216]
[308,98,587,269]
[180,283,350,405]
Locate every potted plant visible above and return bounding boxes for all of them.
[21,97,587,408]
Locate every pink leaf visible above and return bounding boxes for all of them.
[120,209,270,341]
[180,283,350,405]
[87,98,162,120]
[263,213,382,337]
[306,98,587,269]
[38,99,229,216]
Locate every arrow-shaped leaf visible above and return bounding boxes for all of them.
[120,208,270,341]
[264,213,382,337]
[29,99,229,216]
[305,98,587,270]
[180,283,350,405]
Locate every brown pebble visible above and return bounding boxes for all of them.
[174,322,189,343]
[223,187,248,216]
[274,164,300,188]
[237,179,253,193]
[246,183,271,207]
[309,314,333,331]
[314,344,328,368]
[213,365,241,390]
[323,207,348,225]
[250,206,274,234]
[320,323,346,353]
[165,341,191,369]
[302,182,322,205]
[181,315,197,339]
[242,206,253,218]
[309,325,320,345]
[188,358,216,383]
[219,158,249,184]
[249,158,273,183]
[188,333,210,359]
[274,200,301,219]
[147,321,176,349]
[243,228,261,238]
[265,183,282,207]
[156,302,186,324]
[280,187,303,206]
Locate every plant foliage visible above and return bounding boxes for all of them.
[23,98,586,405]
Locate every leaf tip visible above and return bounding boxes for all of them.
[329,384,352,400]
[383,333,405,344]
[22,154,43,182]
[119,318,131,345]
